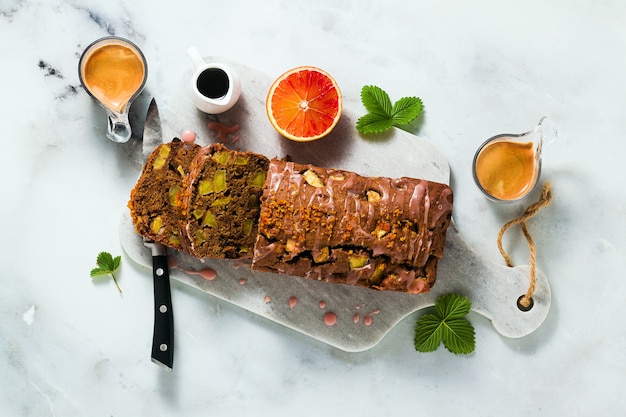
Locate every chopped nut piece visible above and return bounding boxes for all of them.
[212,151,231,165]
[348,253,369,269]
[210,197,232,207]
[150,216,163,234]
[330,173,345,181]
[234,155,250,165]
[313,246,330,263]
[251,171,266,188]
[152,145,170,170]
[168,186,181,206]
[192,208,205,220]
[303,169,324,187]
[369,263,387,285]
[201,211,218,228]
[242,218,254,235]
[214,170,227,193]
[372,221,390,238]
[285,238,297,252]
[195,229,207,243]
[198,179,213,195]
[366,189,382,202]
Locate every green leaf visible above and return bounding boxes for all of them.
[112,255,121,271]
[96,251,115,272]
[356,113,394,134]
[391,97,423,125]
[436,294,471,320]
[356,85,423,134]
[414,294,475,355]
[360,85,392,116]
[441,318,475,355]
[90,267,110,277]
[90,251,122,293]
[414,314,444,352]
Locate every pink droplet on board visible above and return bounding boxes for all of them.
[181,129,197,143]
[324,312,337,326]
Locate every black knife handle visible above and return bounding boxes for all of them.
[151,254,174,369]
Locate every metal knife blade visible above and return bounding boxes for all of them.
[143,98,164,159]
[143,98,174,370]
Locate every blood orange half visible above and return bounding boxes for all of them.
[266,66,342,142]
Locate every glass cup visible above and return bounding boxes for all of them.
[472,117,557,203]
[78,36,148,143]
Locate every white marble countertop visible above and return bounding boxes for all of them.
[3,0,625,415]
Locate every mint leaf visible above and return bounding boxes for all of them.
[90,251,122,293]
[414,294,475,355]
[356,85,423,134]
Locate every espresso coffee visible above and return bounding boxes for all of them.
[80,42,146,113]
[196,68,230,99]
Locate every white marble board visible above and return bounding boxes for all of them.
[120,59,551,351]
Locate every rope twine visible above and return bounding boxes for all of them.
[496,182,553,309]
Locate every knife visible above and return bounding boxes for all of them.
[142,98,175,370]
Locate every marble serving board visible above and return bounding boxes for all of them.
[120,58,551,352]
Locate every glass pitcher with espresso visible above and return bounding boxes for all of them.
[79,36,147,143]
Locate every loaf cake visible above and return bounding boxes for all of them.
[178,143,269,259]
[129,140,454,293]
[251,160,453,293]
[128,138,201,250]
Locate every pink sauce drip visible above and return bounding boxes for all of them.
[353,313,360,324]
[288,296,298,309]
[239,278,247,285]
[264,295,272,303]
[324,312,337,326]
[208,121,240,144]
[187,268,217,281]
[319,300,327,309]
[168,257,217,280]
[181,129,196,143]
[364,314,373,326]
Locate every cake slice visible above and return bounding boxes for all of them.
[128,138,201,251]
[251,160,454,293]
[179,143,269,259]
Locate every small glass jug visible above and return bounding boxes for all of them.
[78,36,148,143]
[472,117,557,203]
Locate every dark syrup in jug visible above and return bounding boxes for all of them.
[196,68,230,99]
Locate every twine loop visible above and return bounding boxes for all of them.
[496,182,553,310]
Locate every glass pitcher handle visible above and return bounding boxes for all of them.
[106,110,132,143]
